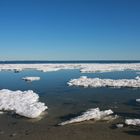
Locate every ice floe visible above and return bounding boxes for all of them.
[22,77,40,82]
[136,99,140,102]
[125,119,140,126]
[0,111,4,114]
[68,76,140,88]
[0,63,140,73]
[0,89,48,118]
[59,108,117,125]
[135,76,140,80]
[116,124,124,128]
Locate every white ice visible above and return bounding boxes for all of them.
[68,76,140,88]
[22,77,40,82]
[0,89,48,118]
[125,119,140,126]
[59,108,117,126]
[0,63,140,73]
[136,99,140,102]
[116,124,124,128]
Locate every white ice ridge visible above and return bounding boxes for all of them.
[68,76,140,88]
[125,119,140,126]
[0,89,48,118]
[59,108,117,126]
[22,77,40,82]
[0,63,140,73]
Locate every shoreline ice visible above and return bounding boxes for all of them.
[22,77,40,82]
[68,76,140,88]
[0,63,140,73]
[0,89,48,118]
[59,108,117,125]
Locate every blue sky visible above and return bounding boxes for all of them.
[0,0,140,60]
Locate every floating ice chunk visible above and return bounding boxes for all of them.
[125,119,140,126]
[135,76,140,80]
[136,99,140,102]
[59,108,116,126]
[116,124,124,128]
[0,111,4,114]
[0,89,48,118]
[68,76,140,88]
[22,77,40,82]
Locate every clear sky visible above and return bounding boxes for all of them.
[0,0,140,60]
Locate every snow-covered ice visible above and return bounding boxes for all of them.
[0,63,140,73]
[59,108,117,125]
[0,89,48,118]
[68,76,140,88]
[125,119,140,126]
[22,77,40,82]
[80,63,140,73]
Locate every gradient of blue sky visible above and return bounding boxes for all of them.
[0,0,140,60]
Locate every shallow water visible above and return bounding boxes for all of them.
[0,69,140,140]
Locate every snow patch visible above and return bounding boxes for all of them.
[59,108,117,125]
[0,89,48,118]
[68,76,140,88]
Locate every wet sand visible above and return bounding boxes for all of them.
[0,114,140,140]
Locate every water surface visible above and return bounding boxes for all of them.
[0,68,140,140]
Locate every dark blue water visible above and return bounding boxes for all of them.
[0,60,140,64]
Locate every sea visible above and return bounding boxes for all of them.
[0,61,140,140]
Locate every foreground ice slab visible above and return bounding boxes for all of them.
[125,119,140,126]
[59,108,117,126]
[22,77,40,82]
[0,63,140,73]
[0,89,48,118]
[68,76,140,88]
